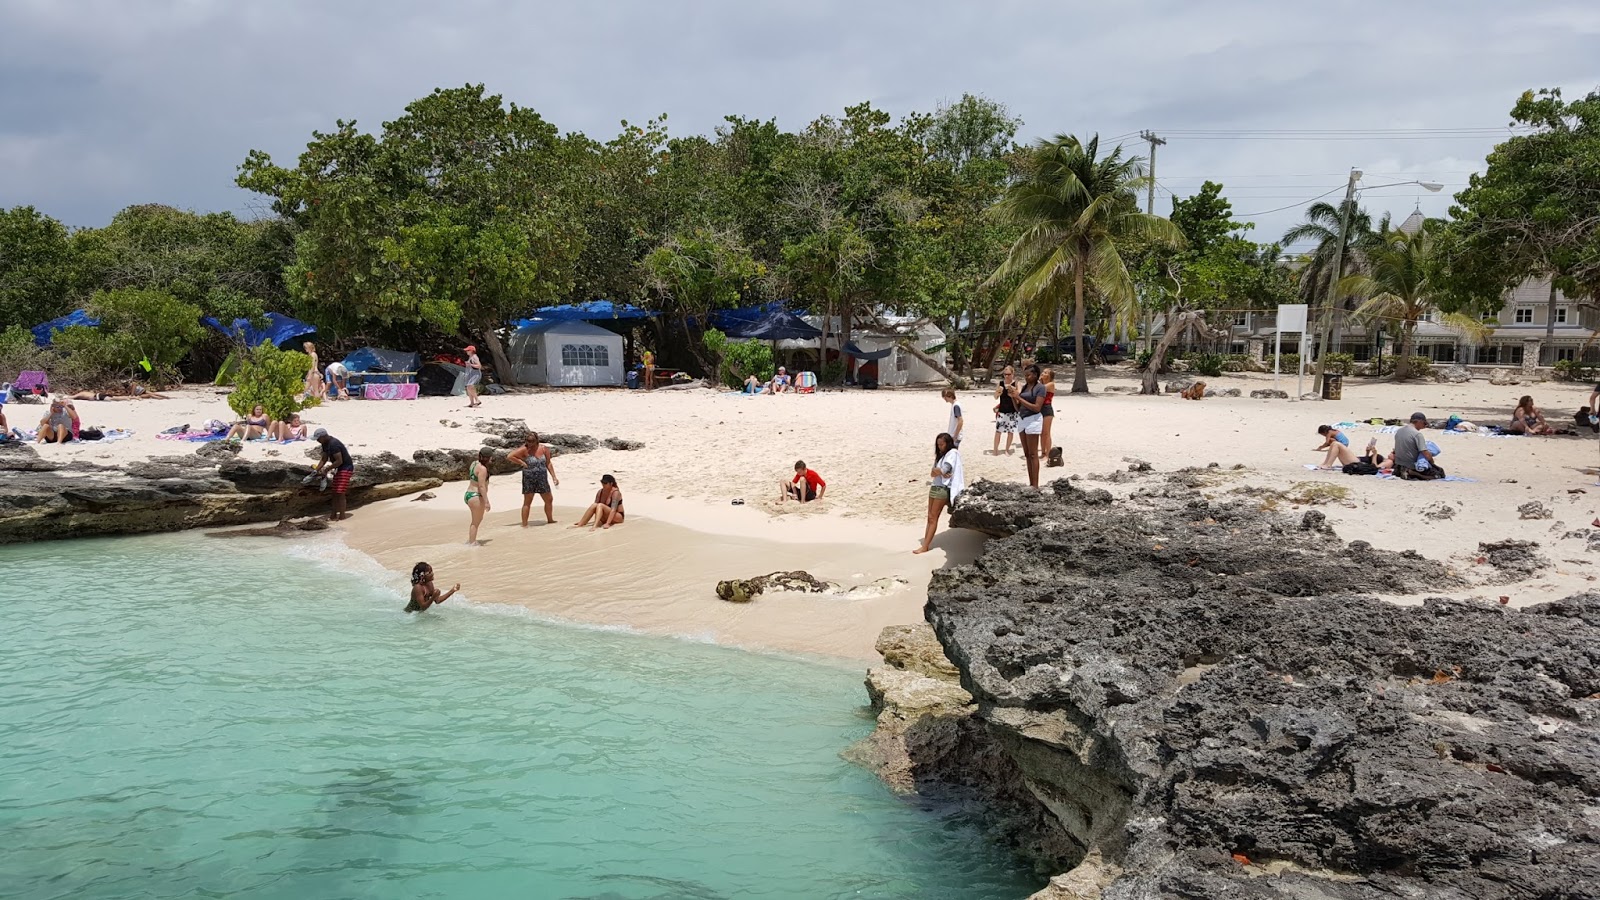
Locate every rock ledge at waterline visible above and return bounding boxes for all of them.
[860,477,1600,899]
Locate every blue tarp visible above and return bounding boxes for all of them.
[709,303,821,341]
[843,341,893,361]
[31,309,100,346]
[203,312,316,348]
[520,300,655,323]
[340,344,422,384]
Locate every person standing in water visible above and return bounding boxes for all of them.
[405,562,459,613]
[463,345,483,408]
[914,432,963,554]
[464,447,493,544]
[507,432,559,526]
[573,474,625,529]
[1012,364,1047,489]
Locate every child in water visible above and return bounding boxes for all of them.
[405,562,459,612]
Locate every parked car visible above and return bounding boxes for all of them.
[1052,337,1126,363]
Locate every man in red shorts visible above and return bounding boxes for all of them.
[311,428,355,520]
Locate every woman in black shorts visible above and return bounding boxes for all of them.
[991,366,1018,455]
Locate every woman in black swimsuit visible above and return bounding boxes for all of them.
[405,562,459,613]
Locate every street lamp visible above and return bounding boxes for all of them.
[1311,170,1444,393]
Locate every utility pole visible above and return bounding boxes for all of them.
[1311,168,1361,395]
[1139,130,1166,214]
[1137,131,1166,350]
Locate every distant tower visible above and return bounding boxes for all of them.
[1398,203,1426,236]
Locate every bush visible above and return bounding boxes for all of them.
[1554,359,1600,382]
[229,343,317,420]
[55,288,207,388]
[1270,353,1301,372]
[1192,352,1225,377]
[1322,352,1356,376]
[822,359,847,385]
[701,328,775,389]
[1364,355,1434,378]
[0,325,49,383]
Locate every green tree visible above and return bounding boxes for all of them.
[643,228,764,371]
[1340,221,1482,380]
[1440,88,1600,358]
[1281,198,1373,353]
[237,85,589,380]
[701,327,775,388]
[64,288,207,386]
[0,206,79,330]
[228,343,316,420]
[987,134,1182,393]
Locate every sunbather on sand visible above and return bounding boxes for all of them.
[227,405,273,440]
[270,413,308,441]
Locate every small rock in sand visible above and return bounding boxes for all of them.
[1518,501,1553,520]
[1422,502,1456,521]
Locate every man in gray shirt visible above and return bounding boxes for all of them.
[1388,412,1442,479]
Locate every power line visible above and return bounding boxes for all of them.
[1234,185,1347,217]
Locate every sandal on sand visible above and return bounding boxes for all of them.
[731,499,745,505]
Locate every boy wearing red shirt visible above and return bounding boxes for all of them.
[782,460,826,503]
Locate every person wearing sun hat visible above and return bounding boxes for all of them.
[463,344,483,408]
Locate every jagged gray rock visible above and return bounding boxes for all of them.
[1440,364,1472,384]
[603,437,645,451]
[1250,389,1289,399]
[893,477,1599,898]
[473,418,598,454]
[0,447,501,544]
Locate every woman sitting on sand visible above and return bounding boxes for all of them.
[1509,395,1553,435]
[914,432,963,555]
[405,562,459,613]
[1314,425,1351,468]
[271,413,308,442]
[464,448,493,545]
[36,399,75,443]
[573,474,625,530]
[227,404,273,441]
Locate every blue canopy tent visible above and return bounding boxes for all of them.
[708,303,820,341]
[340,348,421,385]
[519,300,656,323]
[31,309,100,346]
[203,312,316,348]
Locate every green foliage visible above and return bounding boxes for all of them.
[1271,353,1301,372]
[1440,88,1600,311]
[821,359,847,385]
[1553,359,1600,381]
[0,324,50,383]
[229,343,317,420]
[1192,353,1225,377]
[1321,352,1356,376]
[1220,353,1263,373]
[1343,222,1450,380]
[988,134,1183,393]
[52,289,206,387]
[701,328,774,389]
[0,206,79,331]
[1365,355,1434,378]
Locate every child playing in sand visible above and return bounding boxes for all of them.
[781,461,826,503]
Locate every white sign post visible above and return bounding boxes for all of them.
[1275,304,1308,397]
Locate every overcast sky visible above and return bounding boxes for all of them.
[2,0,1595,252]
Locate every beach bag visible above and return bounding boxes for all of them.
[79,427,105,441]
[1342,460,1379,476]
[1047,447,1064,467]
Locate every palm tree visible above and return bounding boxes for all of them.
[1282,199,1373,351]
[1340,221,1486,380]
[986,135,1182,393]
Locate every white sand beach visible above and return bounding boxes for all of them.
[25,370,1600,658]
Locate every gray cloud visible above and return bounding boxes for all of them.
[0,0,1594,248]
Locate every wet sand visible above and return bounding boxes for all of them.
[344,485,988,660]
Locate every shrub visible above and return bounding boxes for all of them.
[1193,353,1225,377]
[1270,353,1301,372]
[1220,353,1265,373]
[1554,359,1600,382]
[1321,352,1356,376]
[1364,355,1434,378]
[61,288,207,388]
[0,325,49,383]
[821,359,847,385]
[701,328,774,389]
[229,342,317,420]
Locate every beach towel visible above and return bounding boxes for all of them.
[1375,473,1477,483]
[794,371,818,394]
[156,431,227,442]
[97,429,134,443]
[939,448,965,505]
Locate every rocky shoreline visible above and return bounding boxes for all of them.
[0,419,620,544]
[859,476,1600,899]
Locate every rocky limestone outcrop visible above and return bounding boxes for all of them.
[715,570,832,602]
[884,477,1599,898]
[0,443,514,544]
[1249,389,1290,399]
[474,418,602,454]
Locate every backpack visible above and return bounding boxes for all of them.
[1047,446,1064,467]
[1342,460,1379,476]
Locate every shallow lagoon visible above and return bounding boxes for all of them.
[0,533,1036,899]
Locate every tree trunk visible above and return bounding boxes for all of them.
[480,326,515,387]
[1543,279,1558,366]
[897,338,959,383]
[1394,320,1416,381]
[1141,308,1192,394]
[1071,261,1089,393]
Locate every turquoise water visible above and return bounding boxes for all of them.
[0,534,1036,899]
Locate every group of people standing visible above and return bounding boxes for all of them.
[990,364,1056,488]
[461,431,625,545]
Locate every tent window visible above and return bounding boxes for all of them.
[526,342,539,365]
[895,350,909,372]
[561,343,610,367]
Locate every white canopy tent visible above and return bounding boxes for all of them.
[779,316,948,386]
[505,320,625,387]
